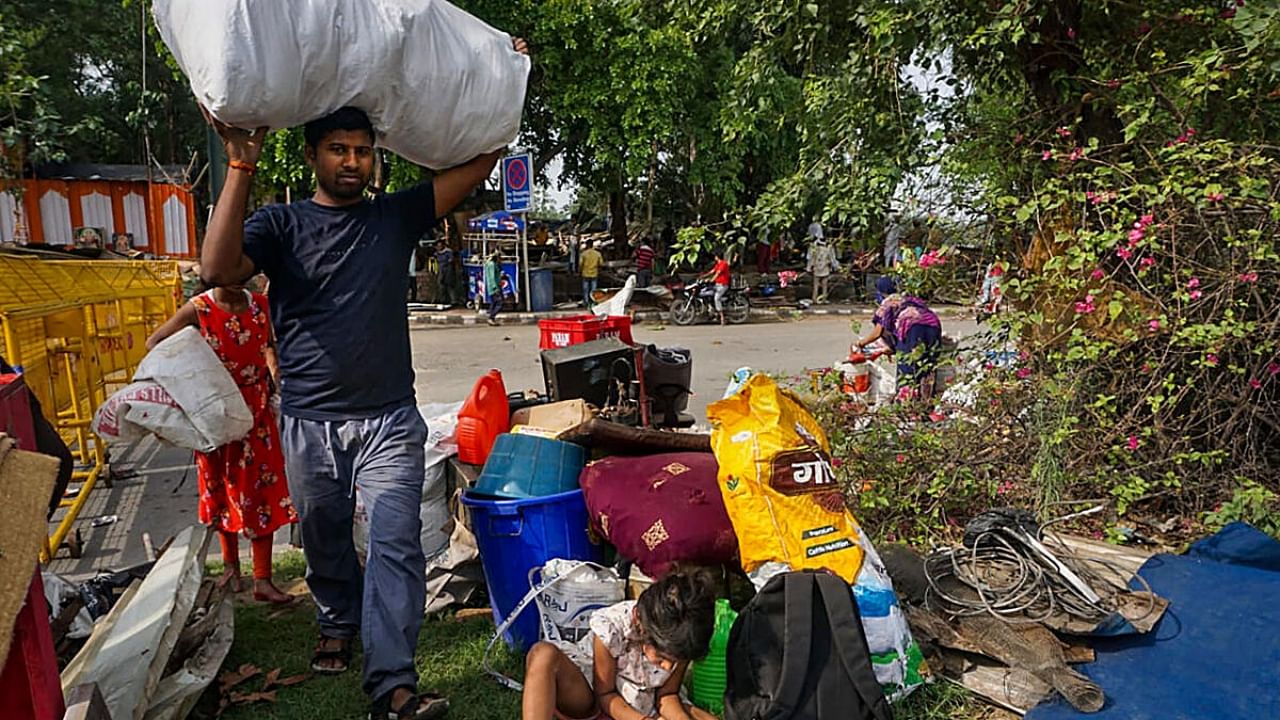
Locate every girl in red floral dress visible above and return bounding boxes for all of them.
[147,282,297,603]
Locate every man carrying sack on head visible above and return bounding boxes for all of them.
[197,38,529,720]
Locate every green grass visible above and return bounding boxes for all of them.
[198,550,524,720]
[198,551,996,720]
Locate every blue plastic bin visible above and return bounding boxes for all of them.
[529,267,554,312]
[462,488,603,650]
[473,433,586,500]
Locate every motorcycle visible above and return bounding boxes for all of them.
[668,279,751,326]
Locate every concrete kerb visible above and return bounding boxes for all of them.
[408,305,973,329]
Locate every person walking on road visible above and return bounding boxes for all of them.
[484,248,503,326]
[146,284,297,605]
[434,239,457,307]
[580,240,604,309]
[197,37,527,720]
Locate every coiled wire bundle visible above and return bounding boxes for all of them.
[922,509,1157,626]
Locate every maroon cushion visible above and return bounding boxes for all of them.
[579,452,738,578]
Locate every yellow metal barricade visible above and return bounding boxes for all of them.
[0,255,181,561]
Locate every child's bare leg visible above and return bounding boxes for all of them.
[522,642,596,720]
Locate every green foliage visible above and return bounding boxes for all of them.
[1203,481,1280,539]
[2,1,205,170]
[0,10,99,178]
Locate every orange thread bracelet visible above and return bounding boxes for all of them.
[228,160,257,175]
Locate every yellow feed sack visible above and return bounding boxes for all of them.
[708,374,864,582]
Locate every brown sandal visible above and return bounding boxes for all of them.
[310,635,352,675]
[368,688,449,720]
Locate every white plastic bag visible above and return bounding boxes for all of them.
[153,0,530,169]
[93,327,252,452]
[483,560,625,691]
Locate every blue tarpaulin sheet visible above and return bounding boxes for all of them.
[1027,522,1280,720]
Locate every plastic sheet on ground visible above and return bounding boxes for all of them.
[1026,522,1280,720]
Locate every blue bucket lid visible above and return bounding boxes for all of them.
[472,433,587,500]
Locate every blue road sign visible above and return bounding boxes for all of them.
[502,153,532,213]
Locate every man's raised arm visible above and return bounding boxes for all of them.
[201,107,267,286]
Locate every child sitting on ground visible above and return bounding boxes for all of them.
[522,570,718,720]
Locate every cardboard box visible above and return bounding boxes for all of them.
[509,399,593,437]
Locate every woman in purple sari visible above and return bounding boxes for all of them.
[856,277,943,399]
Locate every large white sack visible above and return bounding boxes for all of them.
[153,0,530,169]
[93,327,253,452]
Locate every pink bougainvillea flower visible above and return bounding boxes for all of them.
[1268,362,1280,376]
[1140,256,1156,269]
[1016,367,1032,379]
[1148,319,1161,331]
[1187,277,1201,288]
[1116,246,1134,260]
[1056,126,1072,138]
[1249,378,1263,391]
[1139,214,1154,226]
[1207,191,1225,202]
[1013,133,1025,145]
[1141,363,1153,373]
[1190,289,1203,300]
[1074,294,1097,314]
[1068,147,1085,162]
[1041,149,1054,161]
[1206,353,1220,366]
[1066,27,1077,40]
[1090,268,1106,280]
[1086,191,1097,203]
[1106,79,1122,89]
[1238,271,1259,283]
[1128,228,1145,243]
[1127,436,1140,451]
[895,454,906,464]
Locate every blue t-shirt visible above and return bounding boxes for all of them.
[242,183,436,420]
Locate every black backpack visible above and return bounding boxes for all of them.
[725,570,894,720]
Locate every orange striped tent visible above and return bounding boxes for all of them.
[0,164,198,258]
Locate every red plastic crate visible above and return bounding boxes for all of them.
[538,315,609,350]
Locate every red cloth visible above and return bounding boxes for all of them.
[712,259,731,286]
[193,291,296,539]
[579,452,738,578]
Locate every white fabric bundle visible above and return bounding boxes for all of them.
[153,0,530,169]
